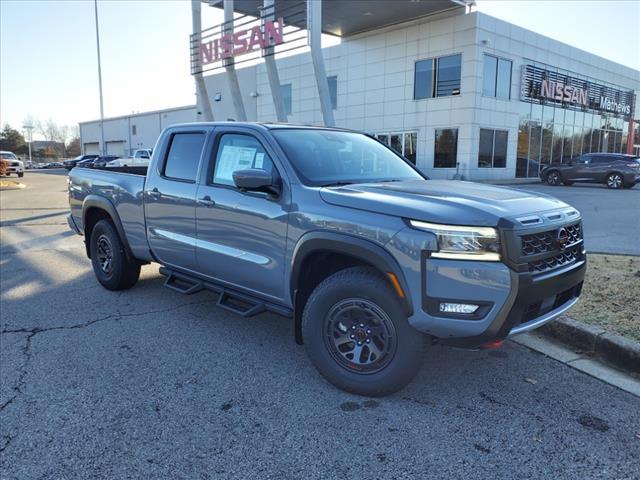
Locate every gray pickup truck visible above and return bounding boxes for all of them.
[68,122,586,396]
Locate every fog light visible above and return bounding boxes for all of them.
[439,303,479,314]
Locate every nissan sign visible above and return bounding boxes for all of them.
[521,65,635,118]
[200,17,285,65]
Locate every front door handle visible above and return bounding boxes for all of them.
[148,187,162,199]
[197,195,215,207]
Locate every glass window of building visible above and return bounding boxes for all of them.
[280,83,292,115]
[374,131,418,165]
[414,54,461,99]
[327,75,337,110]
[478,129,507,168]
[496,58,512,99]
[434,128,458,168]
[482,55,497,97]
[482,55,512,99]
[436,54,462,96]
[414,59,434,100]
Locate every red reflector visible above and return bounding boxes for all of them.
[481,340,504,349]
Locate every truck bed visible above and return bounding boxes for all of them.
[68,167,150,260]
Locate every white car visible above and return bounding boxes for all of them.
[0,151,24,177]
[106,149,152,168]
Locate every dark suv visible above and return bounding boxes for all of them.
[64,154,98,170]
[541,153,640,189]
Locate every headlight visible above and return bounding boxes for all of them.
[409,220,501,261]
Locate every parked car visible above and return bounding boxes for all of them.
[77,155,119,168]
[106,156,150,168]
[42,162,64,169]
[68,122,586,396]
[540,153,640,189]
[64,154,98,170]
[0,151,25,177]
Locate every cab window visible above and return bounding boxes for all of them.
[212,134,276,187]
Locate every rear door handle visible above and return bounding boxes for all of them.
[148,187,162,199]
[197,195,215,207]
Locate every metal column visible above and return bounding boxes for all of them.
[191,0,214,121]
[307,0,334,126]
[263,0,287,122]
[224,0,247,121]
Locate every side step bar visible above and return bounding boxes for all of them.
[158,267,291,318]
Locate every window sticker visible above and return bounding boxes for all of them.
[214,145,256,185]
[254,152,264,169]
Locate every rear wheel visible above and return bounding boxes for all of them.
[545,170,561,186]
[606,173,623,189]
[302,267,426,396]
[90,219,140,290]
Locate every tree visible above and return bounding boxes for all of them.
[67,137,81,157]
[0,124,28,154]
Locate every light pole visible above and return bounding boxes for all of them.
[22,124,33,163]
[94,0,106,155]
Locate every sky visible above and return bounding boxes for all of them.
[1,0,639,138]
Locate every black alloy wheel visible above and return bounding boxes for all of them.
[95,234,114,275]
[324,298,397,374]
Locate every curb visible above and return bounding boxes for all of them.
[0,182,26,191]
[540,316,640,374]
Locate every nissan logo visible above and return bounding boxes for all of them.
[556,227,570,252]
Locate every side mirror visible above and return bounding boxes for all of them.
[233,168,280,196]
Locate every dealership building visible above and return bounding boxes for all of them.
[79,0,640,181]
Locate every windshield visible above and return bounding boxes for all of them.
[271,129,424,186]
[0,153,17,160]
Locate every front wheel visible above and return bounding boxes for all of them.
[302,267,426,396]
[90,219,140,290]
[545,170,561,186]
[606,173,623,189]
[18,172,24,178]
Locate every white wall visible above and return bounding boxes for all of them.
[80,106,197,155]
[203,67,258,121]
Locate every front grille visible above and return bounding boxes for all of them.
[10,161,20,167]
[521,223,582,256]
[519,222,583,274]
[528,245,581,273]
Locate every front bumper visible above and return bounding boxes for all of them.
[407,257,586,348]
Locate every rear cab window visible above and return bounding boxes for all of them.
[163,132,206,182]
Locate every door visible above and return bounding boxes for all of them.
[84,142,99,155]
[145,130,208,271]
[106,141,126,157]
[569,154,593,181]
[194,129,289,301]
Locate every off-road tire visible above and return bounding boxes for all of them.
[302,266,426,396]
[90,219,140,290]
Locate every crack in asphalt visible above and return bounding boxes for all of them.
[0,299,215,417]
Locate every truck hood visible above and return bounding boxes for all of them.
[319,180,569,227]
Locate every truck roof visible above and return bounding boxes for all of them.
[164,121,354,133]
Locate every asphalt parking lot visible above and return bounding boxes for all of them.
[1,172,639,479]
[514,182,640,255]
